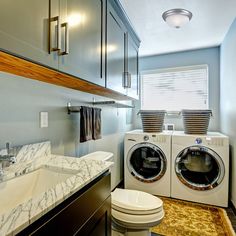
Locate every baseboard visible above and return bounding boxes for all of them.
[229,200,236,215]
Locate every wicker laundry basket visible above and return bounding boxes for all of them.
[181,109,212,134]
[138,110,166,133]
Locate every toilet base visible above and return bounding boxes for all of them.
[112,220,151,236]
[112,229,151,236]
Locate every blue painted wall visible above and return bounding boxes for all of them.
[220,18,236,208]
[134,47,220,131]
[0,72,133,189]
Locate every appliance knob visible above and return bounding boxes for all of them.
[195,138,202,144]
[143,135,149,141]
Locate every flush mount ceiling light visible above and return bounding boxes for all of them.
[162,9,193,28]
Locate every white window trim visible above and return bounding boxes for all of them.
[140,64,209,115]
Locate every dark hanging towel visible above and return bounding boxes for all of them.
[92,108,102,140]
[80,106,93,143]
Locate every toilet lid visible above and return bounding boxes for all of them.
[111,188,163,214]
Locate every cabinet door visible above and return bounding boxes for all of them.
[127,35,139,99]
[0,0,59,69]
[58,0,105,87]
[75,197,111,236]
[106,2,126,95]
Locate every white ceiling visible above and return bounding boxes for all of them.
[119,0,236,56]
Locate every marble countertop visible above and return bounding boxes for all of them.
[0,148,113,236]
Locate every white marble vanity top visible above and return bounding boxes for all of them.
[0,142,113,236]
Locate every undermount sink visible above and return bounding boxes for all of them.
[0,166,77,214]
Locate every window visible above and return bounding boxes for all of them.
[141,65,209,111]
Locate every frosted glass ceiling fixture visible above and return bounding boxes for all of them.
[162,9,193,28]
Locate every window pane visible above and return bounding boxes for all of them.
[141,65,209,111]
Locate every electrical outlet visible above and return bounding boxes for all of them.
[40,112,48,128]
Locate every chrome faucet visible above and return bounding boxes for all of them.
[0,142,16,176]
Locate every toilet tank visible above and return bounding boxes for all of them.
[81,151,114,162]
[80,151,115,190]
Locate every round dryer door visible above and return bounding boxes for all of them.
[175,146,225,191]
[127,142,167,183]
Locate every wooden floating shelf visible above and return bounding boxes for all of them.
[0,50,135,101]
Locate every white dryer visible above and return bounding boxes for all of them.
[124,130,172,197]
[171,131,229,207]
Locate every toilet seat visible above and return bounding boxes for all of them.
[111,188,164,229]
[111,188,163,215]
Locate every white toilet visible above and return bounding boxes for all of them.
[81,151,164,236]
[111,188,164,236]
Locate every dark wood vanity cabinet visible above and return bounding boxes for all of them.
[17,172,111,236]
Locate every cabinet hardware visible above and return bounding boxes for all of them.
[49,16,61,53]
[137,52,139,96]
[59,22,69,56]
[128,72,131,88]
[123,72,131,88]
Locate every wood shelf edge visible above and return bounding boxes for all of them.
[0,51,136,101]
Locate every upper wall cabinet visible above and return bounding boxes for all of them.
[0,0,59,69]
[126,33,139,99]
[106,1,126,95]
[58,0,106,87]
[0,0,140,99]
[106,0,140,98]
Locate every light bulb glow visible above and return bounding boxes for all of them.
[68,13,85,27]
[165,14,190,28]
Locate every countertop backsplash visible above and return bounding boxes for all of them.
[0,141,51,163]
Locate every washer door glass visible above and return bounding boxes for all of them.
[127,143,167,183]
[175,146,225,190]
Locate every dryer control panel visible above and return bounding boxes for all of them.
[195,138,202,144]
[192,137,225,147]
[205,137,224,146]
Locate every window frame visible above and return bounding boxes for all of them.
[140,64,209,114]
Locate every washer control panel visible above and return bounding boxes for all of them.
[143,134,167,143]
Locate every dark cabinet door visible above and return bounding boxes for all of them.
[127,35,139,99]
[58,0,105,87]
[106,2,127,95]
[75,197,111,236]
[0,0,59,69]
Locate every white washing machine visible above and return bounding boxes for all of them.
[171,131,229,207]
[124,130,172,197]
